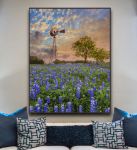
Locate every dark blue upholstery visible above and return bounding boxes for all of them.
[47,126,70,147]
[0,107,28,148]
[47,125,94,148]
[123,117,137,147]
[112,107,137,147]
[69,125,93,147]
[112,107,137,122]
[112,107,129,121]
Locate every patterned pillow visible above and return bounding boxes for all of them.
[17,118,46,150]
[92,120,127,149]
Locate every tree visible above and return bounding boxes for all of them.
[30,56,44,64]
[92,48,109,63]
[72,36,96,63]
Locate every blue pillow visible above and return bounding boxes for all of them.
[46,125,94,148]
[112,107,137,122]
[123,117,137,147]
[69,125,94,147]
[0,107,28,148]
[47,126,70,147]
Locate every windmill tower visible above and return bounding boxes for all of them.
[50,27,65,62]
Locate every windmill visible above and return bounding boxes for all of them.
[50,26,65,61]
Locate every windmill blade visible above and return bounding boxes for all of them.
[50,30,58,37]
[59,29,65,33]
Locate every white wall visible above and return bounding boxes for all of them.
[0,0,137,122]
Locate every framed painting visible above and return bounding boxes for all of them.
[29,8,111,114]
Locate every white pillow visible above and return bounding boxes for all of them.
[92,120,127,149]
[17,118,46,150]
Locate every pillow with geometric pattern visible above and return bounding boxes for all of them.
[92,120,127,149]
[17,118,46,150]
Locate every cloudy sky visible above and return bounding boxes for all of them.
[29,8,110,63]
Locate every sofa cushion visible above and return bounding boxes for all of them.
[69,125,94,147]
[0,146,17,150]
[0,146,69,150]
[1,146,137,150]
[47,126,70,147]
[123,117,137,147]
[112,108,137,122]
[17,118,46,150]
[70,146,137,150]
[92,120,126,149]
[47,124,93,148]
[31,146,69,150]
[0,107,28,148]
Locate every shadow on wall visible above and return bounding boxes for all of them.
[0,68,28,113]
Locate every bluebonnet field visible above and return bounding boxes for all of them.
[29,63,110,113]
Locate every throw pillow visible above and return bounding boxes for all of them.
[93,120,127,149]
[112,107,137,122]
[47,126,70,147]
[0,107,28,148]
[123,117,137,147]
[17,117,46,150]
[47,125,93,148]
[69,125,94,147]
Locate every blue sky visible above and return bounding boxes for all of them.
[29,8,110,33]
[29,8,110,63]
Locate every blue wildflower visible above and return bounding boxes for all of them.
[102,82,105,88]
[92,77,96,83]
[61,104,65,112]
[88,88,94,97]
[35,104,41,113]
[58,96,63,104]
[66,108,68,112]
[54,105,58,112]
[30,88,37,100]
[79,105,83,113]
[46,96,50,104]
[105,107,110,113]
[60,81,64,89]
[99,86,103,91]
[46,81,50,91]
[44,104,48,113]
[29,106,34,112]
[90,69,92,75]
[38,97,43,105]
[93,86,96,91]
[76,87,81,99]
[107,72,111,82]
[90,97,97,112]
[67,102,72,112]
[33,81,40,95]
[54,79,58,89]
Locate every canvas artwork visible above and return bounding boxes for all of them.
[29,8,111,113]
